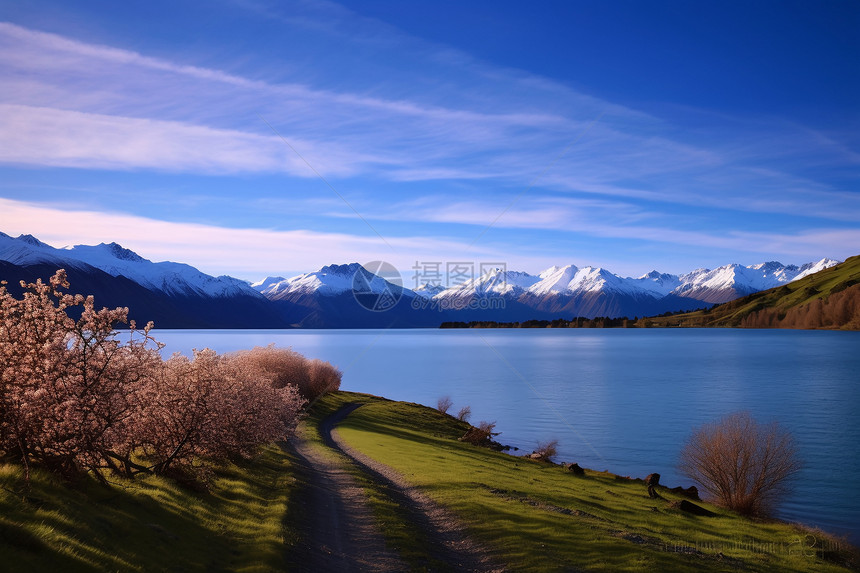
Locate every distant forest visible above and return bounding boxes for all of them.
[441,316,641,329]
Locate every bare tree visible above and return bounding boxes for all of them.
[679,412,802,517]
[436,395,454,414]
[531,439,559,463]
[460,421,499,446]
[456,405,472,422]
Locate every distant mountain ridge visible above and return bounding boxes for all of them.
[1,233,258,298]
[0,231,842,328]
[255,259,838,305]
[0,232,286,328]
[251,254,839,325]
[645,255,860,329]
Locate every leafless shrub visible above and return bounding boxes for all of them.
[138,349,306,478]
[437,395,454,414]
[679,411,802,517]
[477,420,497,435]
[460,420,499,445]
[305,358,343,401]
[456,405,472,422]
[532,439,559,462]
[231,345,341,402]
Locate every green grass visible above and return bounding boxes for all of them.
[0,444,297,572]
[2,391,856,571]
[319,391,857,572]
[645,254,860,328]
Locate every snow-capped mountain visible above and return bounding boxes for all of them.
[248,257,841,324]
[257,264,367,300]
[525,265,667,297]
[252,263,423,328]
[674,259,839,303]
[508,265,698,319]
[794,259,841,281]
[634,270,683,297]
[0,232,288,328]
[434,268,541,300]
[413,283,446,298]
[0,233,259,299]
[426,259,841,308]
[517,259,839,306]
[1,231,843,327]
[250,276,287,293]
[425,259,842,314]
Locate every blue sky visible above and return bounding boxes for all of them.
[0,0,858,280]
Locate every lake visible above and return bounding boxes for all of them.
[153,328,860,543]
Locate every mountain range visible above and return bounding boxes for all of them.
[0,232,840,328]
[0,233,280,328]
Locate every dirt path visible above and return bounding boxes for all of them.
[284,404,405,572]
[285,403,504,572]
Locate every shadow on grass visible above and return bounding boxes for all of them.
[0,445,294,572]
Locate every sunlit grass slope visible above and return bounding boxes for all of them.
[0,444,297,572]
[320,391,856,573]
[2,391,856,572]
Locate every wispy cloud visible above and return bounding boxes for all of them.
[0,104,378,176]
[1,17,855,224]
[0,6,856,277]
[333,194,860,264]
[0,197,532,278]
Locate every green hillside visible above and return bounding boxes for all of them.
[3,391,857,571]
[643,255,860,329]
[318,392,855,572]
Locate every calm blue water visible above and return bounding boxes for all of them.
[154,328,860,543]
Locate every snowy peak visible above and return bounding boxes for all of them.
[103,242,147,262]
[63,242,152,268]
[795,258,840,281]
[538,265,572,279]
[253,262,406,299]
[62,243,255,298]
[421,257,843,305]
[568,266,641,295]
[435,268,540,299]
[251,276,287,291]
[16,234,52,248]
[319,262,365,277]
[3,231,845,318]
[749,260,788,272]
[527,265,662,298]
[0,232,261,299]
[633,271,681,297]
[414,283,445,298]
[670,259,841,303]
[257,269,352,297]
[530,264,580,295]
[0,233,69,266]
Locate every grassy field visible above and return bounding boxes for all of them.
[0,445,298,572]
[318,391,857,573]
[1,391,856,571]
